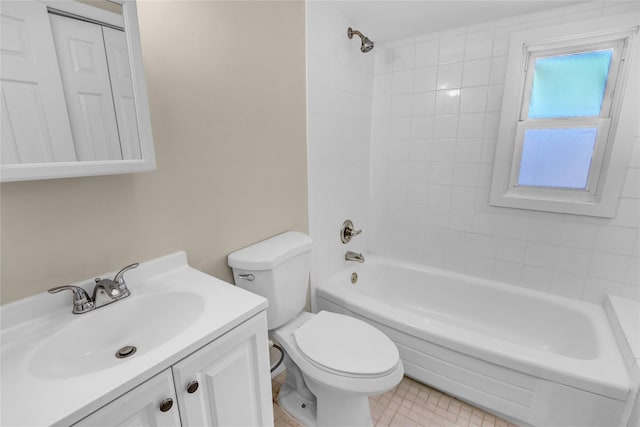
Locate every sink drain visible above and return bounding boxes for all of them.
[115,345,137,359]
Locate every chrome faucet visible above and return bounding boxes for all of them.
[340,219,362,244]
[92,277,123,307]
[345,251,365,263]
[112,262,138,298]
[46,285,94,314]
[48,263,139,314]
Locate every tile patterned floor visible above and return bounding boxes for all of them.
[272,372,519,427]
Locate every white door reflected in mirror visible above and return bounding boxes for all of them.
[0,0,155,182]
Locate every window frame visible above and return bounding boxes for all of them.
[489,14,639,217]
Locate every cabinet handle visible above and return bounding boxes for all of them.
[159,398,173,412]
[186,380,199,394]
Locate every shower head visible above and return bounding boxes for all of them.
[348,27,374,53]
[360,37,374,53]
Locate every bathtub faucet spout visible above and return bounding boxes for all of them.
[345,251,365,263]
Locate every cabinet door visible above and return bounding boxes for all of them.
[172,312,274,426]
[73,369,181,427]
[0,1,76,164]
[49,13,122,161]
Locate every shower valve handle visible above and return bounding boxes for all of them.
[340,219,362,244]
[347,228,362,237]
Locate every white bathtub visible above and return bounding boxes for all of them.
[316,256,633,427]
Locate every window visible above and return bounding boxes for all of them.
[490,15,639,217]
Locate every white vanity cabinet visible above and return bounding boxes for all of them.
[73,369,181,427]
[73,312,273,427]
[172,311,273,426]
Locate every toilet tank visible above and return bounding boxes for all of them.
[228,231,312,329]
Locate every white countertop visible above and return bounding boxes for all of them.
[0,251,267,426]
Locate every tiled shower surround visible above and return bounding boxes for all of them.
[307,1,640,305]
[306,0,374,299]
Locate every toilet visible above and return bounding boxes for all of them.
[228,231,404,427]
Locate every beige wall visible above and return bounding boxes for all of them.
[0,1,308,304]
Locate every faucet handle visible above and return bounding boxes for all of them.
[348,228,362,237]
[113,263,139,284]
[112,263,139,297]
[48,285,94,314]
[341,219,363,243]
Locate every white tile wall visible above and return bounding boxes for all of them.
[306,2,639,305]
[306,2,374,308]
[368,2,640,303]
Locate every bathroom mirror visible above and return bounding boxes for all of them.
[0,0,155,182]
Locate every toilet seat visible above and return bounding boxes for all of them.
[293,311,399,378]
[229,231,404,426]
[273,311,403,396]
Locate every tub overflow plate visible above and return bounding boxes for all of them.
[351,272,358,284]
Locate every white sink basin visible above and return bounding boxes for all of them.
[1,252,268,426]
[29,291,204,378]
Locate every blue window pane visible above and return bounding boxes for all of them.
[518,128,597,189]
[528,50,612,118]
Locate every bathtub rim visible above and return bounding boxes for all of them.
[316,255,631,402]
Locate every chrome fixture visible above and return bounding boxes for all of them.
[115,345,137,359]
[92,276,122,308]
[46,285,93,314]
[348,27,374,53]
[345,251,365,263]
[340,219,362,244]
[113,262,138,297]
[48,262,139,314]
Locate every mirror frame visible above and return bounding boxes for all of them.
[1,0,156,182]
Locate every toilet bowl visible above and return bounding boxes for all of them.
[274,311,403,426]
[228,232,403,426]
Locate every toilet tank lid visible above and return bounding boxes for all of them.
[227,231,312,270]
